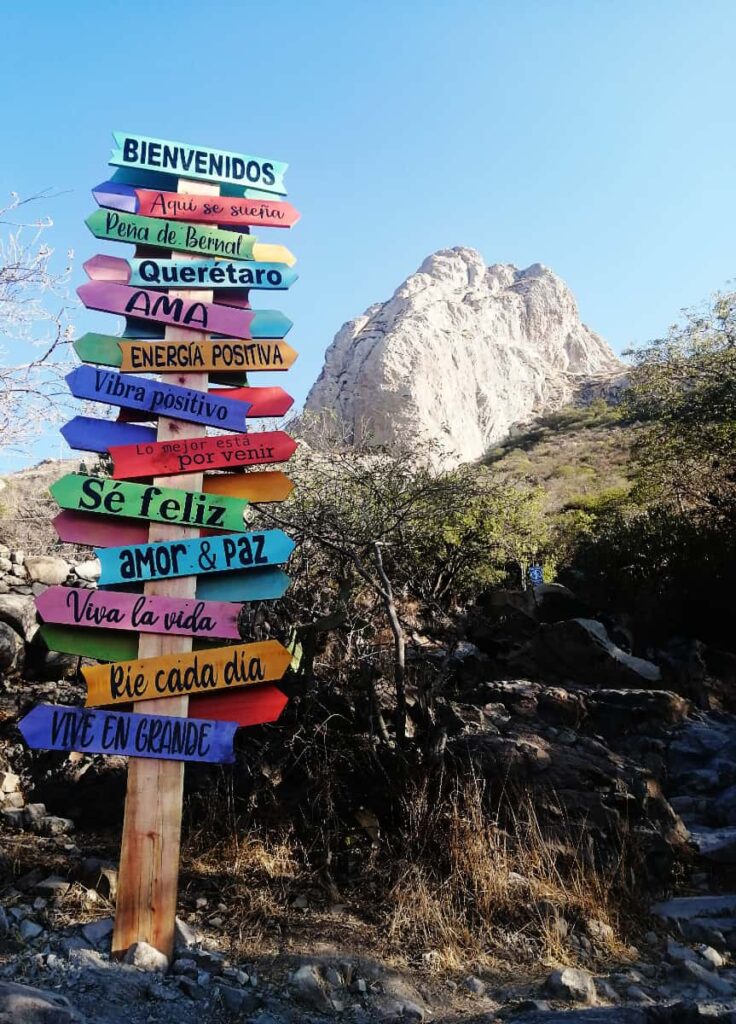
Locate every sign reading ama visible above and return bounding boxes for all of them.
[83,639,292,707]
[110,132,288,195]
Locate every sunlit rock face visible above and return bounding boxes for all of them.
[303,247,623,464]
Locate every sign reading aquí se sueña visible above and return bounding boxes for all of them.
[83,639,293,707]
[20,704,238,764]
[109,132,288,196]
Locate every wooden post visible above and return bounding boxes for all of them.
[111,179,222,960]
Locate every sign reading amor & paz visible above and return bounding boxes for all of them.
[20,704,238,764]
[93,181,300,228]
[110,132,288,195]
[85,209,295,266]
[83,639,292,707]
[83,254,298,291]
[96,530,294,585]
[77,281,293,338]
[36,587,241,640]
[66,367,252,431]
[111,429,298,479]
[75,334,298,374]
[50,475,249,531]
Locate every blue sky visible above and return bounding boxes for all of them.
[1,0,734,470]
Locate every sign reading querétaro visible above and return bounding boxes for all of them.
[36,587,241,640]
[93,181,300,228]
[95,529,295,585]
[110,132,288,195]
[83,639,292,707]
[75,335,298,374]
[110,429,298,479]
[50,474,249,531]
[20,704,238,764]
[66,366,252,432]
[85,209,295,265]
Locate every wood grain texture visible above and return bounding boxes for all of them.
[112,178,223,960]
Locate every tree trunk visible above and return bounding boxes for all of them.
[372,542,406,746]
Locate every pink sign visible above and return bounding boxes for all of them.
[77,281,255,338]
[36,586,241,640]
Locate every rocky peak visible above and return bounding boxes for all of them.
[303,247,624,463]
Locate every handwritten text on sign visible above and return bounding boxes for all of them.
[84,253,297,290]
[83,639,292,707]
[95,530,295,585]
[51,474,248,531]
[93,181,300,228]
[109,132,288,195]
[75,334,297,373]
[66,366,251,432]
[111,430,297,479]
[85,209,295,266]
[20,704,237,764]
[36,587,241,639]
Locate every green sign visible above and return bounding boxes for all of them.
[50,474,248,532]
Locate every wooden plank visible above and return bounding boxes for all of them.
[112,177,218,962]
[83,639,292,707]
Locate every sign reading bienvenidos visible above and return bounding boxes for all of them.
[24,130,301,962]
[110,132,288,195]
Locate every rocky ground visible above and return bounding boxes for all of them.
[4,552,736,1020]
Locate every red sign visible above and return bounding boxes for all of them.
[110,430,298,480]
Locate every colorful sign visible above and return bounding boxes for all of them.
[84,254,297,291]
[115,384,292,421]
[61,416,156,453]
[110,165,278,200]
[74,334,297,374]
[40,624,143,662]
[96,530,295,585]
[66,367,251,432]
[37,587,241,640]
[93,182,300,228]
[109,132,288,195]
[20,703,238,764]
[190,685,287,728]
[83,639,292,707]
[110,430,298,479]
[85,209,295,266]
[196,567,291,602]
[50,474,249,532]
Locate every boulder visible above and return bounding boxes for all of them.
[122,940,169,972]
[0,981,81,1024]
[545,967,597,1004]
[290,963,332,1010]
[24,556,70,586]
[0,593,38,640]
[73,560,100,583]
[525,618,661,688]
[0,621,23,674]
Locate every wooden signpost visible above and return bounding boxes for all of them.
[20,132,300,962]
[93,182,300,228]
[74,334,298,374]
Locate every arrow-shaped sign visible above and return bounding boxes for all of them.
[110,430,297,480]
[116,384,292,421]
[66,366,251,432]
[36,587,241,640]
[61,416,155,453]
[96,530,295,586]
[190,685,287,728]
[50,474,249,532]
[77,281,293,339]
[110,132,288,196]
[83,638,292,707]
[93,182,300,229]
[75,334,297,374]
[195,567,291,602]
[83,254,297,291]
[110,165,280,201]
[19,703,238,764]
[86,209,295,266]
